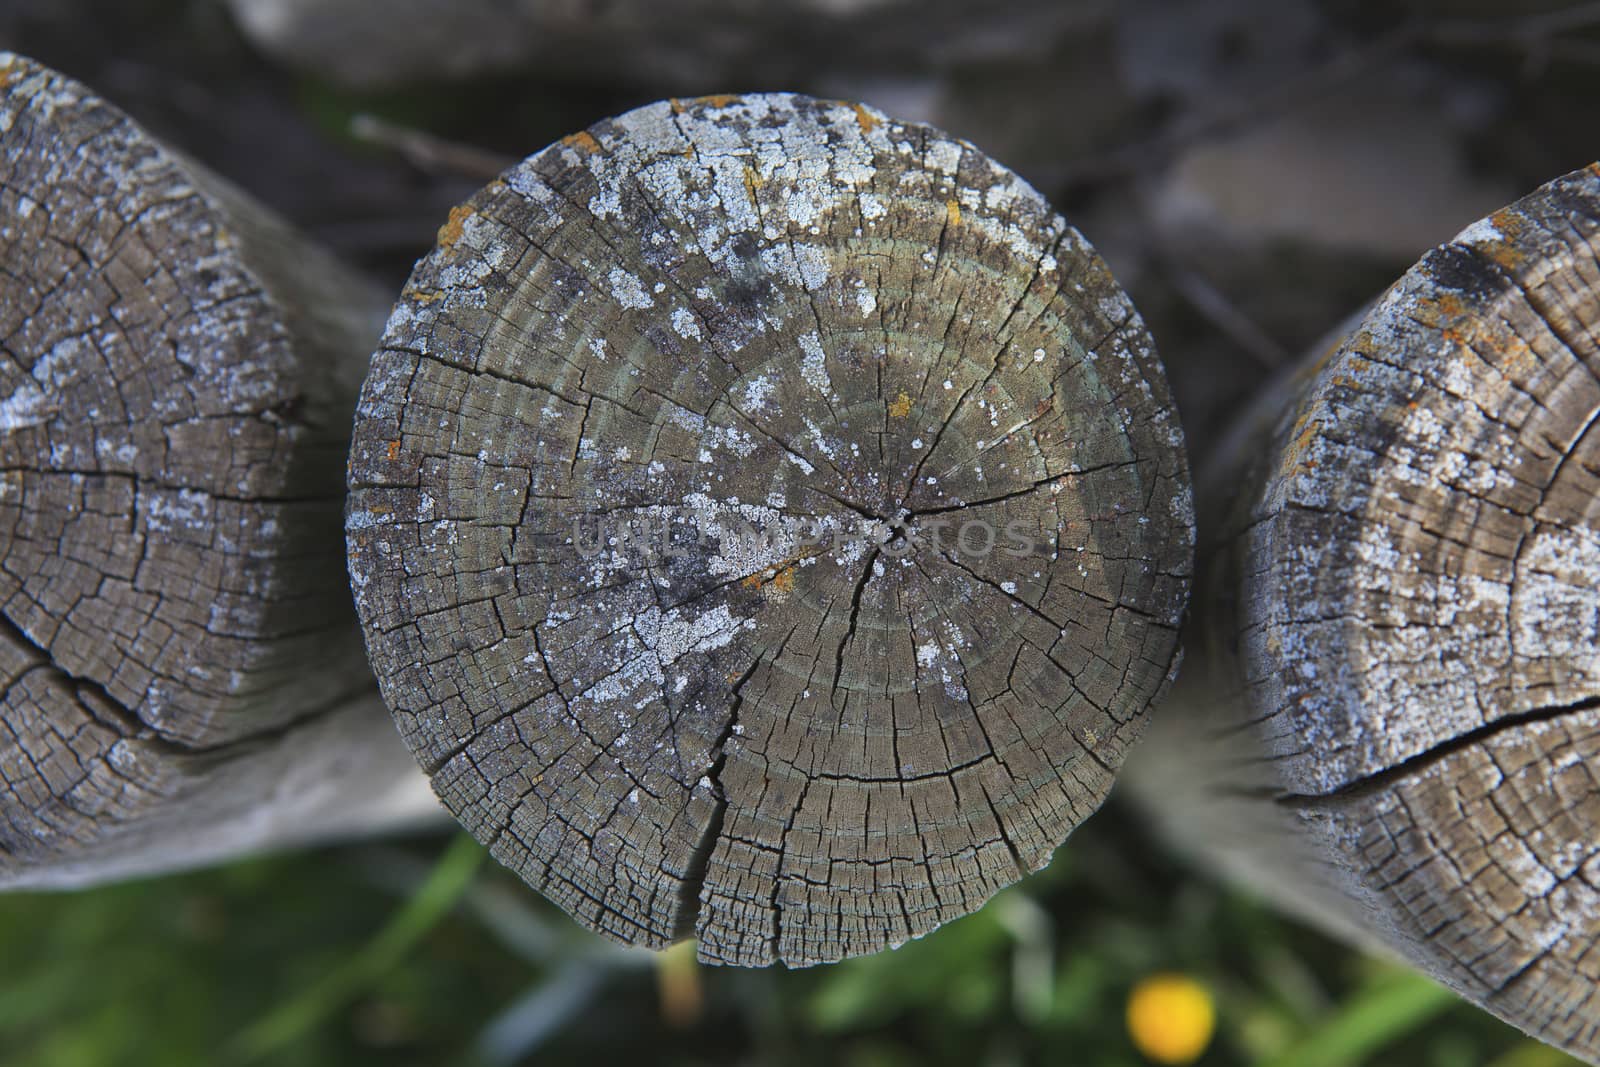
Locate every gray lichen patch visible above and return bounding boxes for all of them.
[348,92,1193,966]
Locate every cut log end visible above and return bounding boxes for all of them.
[1136,164,1600,1060]
[1245,163,1600,794]
[0,53,429,881]
[348,93,1192,966]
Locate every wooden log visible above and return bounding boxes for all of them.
[347,93,1193,965]
[222,0,1106,92]
[0,53,440,888]
[1126,164,1600,1060]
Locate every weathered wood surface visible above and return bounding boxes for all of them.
[347,93,1193,965]
[0,53,440,888]
[222,0,1108,91]
[1127,165,1600,1059]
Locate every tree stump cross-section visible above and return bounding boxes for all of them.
[348,93,1193,966]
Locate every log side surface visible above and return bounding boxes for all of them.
[348,93,1193,966]
[0,52,437,887]
[223,0,1107,91]
[1129,164,1600,1060]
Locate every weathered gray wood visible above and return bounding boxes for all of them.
[222,0,1107,91]
[0,52,440,887]
[1127,165,1600,1060]
[347,93,1193,965]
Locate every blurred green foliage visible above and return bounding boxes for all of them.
[0,801,1576,1067]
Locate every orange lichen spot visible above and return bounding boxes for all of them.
[405,286,444,306]
[1484,241,1526,269]
[742,560,798,597]
[852,103,880,135]
[436,203,474,253]
[1290,417,1318,456]
[888,391,913,418]
[562,130,602,155]
[669,98,686,115]
[385,439,402,461]
[742,164,766,202]
[946,199,962,227]
[695,94,742,110]
[1278,408,1321,479]
[1478,207,1530,269]
[0,60,20,90]
[1489,205,1525,237]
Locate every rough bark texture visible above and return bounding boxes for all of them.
[222,0,1107,92]
[1127,165,1600,1060]
[0,53,439,888]
[347,93,1193,966]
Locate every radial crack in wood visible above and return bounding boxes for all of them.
[0,53,439,887]
[1128,164,1600,1061]
[347,92,1193,967]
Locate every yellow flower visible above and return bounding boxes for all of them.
[1126,973,1216,1065]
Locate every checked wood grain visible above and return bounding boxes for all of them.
[0,53,438,888]
[1130,165,1600,1061]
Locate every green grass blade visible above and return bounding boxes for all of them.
[1254,969,1458,1067]
[228,834,486,1064]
